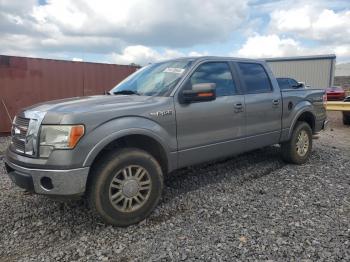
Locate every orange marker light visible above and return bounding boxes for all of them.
[198,92,213,97]
[68,125,85,148]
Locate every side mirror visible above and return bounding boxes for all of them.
[180,83,216,104]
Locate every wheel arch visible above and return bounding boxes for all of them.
[288,110,316,139]
[84,129,173,174]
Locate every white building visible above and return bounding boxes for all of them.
[265,54,336,89]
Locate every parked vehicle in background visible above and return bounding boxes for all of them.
[326,86,346,101]
[343,96,350,125]
[277,77,305,90]
[5,56,327,226]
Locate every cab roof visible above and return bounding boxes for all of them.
[159,56,265,64]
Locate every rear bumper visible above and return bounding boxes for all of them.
[5,159,89,196]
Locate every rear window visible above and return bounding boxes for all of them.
[288,78,299,87]
[277,78,290,90]
[238,63,272,93]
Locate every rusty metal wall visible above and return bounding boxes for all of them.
[0,55,138,133]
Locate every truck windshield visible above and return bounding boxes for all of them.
[110,60,192,96]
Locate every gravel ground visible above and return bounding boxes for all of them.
[0,112,349,261]
[0,136,11,154]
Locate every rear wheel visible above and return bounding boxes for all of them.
[88,148,163,226]
[281,121,312,164]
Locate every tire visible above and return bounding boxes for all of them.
[281,121,313,164]
[343,112,350,125]
[88,148,163,226]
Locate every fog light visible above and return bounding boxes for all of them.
[40,177,53,190]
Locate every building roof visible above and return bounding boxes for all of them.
[265,54,336,62]
[0,54,139,68]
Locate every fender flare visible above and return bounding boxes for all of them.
[287,106,316,139]
[82,116,174,170]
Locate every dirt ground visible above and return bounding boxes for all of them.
[319,111,350,158]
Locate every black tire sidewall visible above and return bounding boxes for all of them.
[91,149,163,226]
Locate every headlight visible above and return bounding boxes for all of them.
[40,125,85,149]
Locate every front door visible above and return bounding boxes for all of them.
[174,61,246,168]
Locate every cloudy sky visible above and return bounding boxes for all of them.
[1,0,349,65]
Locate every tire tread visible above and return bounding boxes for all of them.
[87,148,163,226]
[281,121,312,164]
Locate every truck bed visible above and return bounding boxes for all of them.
[280,88,326,141]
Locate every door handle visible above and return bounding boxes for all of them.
[234,103,243,113]
[272,99,280,106]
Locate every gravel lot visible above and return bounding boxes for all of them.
[0,112,349,261]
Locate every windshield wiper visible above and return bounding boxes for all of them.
[113,90,140,96]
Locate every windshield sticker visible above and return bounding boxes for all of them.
[163,67,185,74]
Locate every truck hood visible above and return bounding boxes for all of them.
[24,95,158,114]
[18,94,174,132]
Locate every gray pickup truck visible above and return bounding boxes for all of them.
[5,56,327,226]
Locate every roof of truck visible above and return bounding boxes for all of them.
[159,56,264,63]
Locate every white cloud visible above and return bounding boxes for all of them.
[111,45,207,65]
[270,6,312,32]
[235,34,350,62]
[312,9,350,43]
[72,57,83,62]
[111,46,170,65]
[0,0,248,57]
[0,0,245,63]
[269,6,350,45]
[236,34,302,58]
[1,0,349,63]
[32,0,248,47]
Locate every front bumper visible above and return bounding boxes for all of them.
[5,160,90,196]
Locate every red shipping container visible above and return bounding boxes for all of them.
[0,55,138,134]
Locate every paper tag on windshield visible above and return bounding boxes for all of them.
[163,67,185,74]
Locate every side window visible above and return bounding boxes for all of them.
[277,78,290,90]
[288,78,298,87]
[238,63,272,93]
[189,62,236,97]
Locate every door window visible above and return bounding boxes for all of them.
[288,78,299,87]
[189,62,236,96]
[277,78,290,90]
[238,63,272,93]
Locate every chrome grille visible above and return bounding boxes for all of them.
[15,117,30,127]
[11,116,30,154]
[12,137,25,153]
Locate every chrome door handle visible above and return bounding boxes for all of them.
[234,103,243,113]
[272,99,280,106]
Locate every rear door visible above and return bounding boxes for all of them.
[235,62,282,150]
[175,61,246,168]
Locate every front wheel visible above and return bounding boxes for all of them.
[281,121,313,164]
[88,148,163,226]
